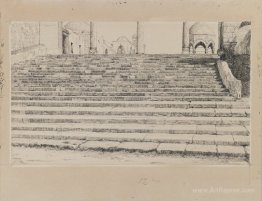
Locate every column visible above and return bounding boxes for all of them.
[218,22,224,51]
[62,30,70,54]
[58,21,63,53]
[193,47,196,54]
[89,21,96,54]
[182,22,190,54]
[136,21,144,54]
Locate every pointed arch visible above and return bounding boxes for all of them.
[207,42,215,54]
[194,41,207,54]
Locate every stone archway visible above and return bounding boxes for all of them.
[194,41,206,54]
[117,44,125,54]
[207,43,214,54]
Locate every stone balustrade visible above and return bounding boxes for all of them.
[217,60,242,98]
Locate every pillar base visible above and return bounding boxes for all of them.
[182,47,190,54]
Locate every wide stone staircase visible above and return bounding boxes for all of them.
[11,54,250,161]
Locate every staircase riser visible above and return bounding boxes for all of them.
[12,117,249,125]
[11,96,235,101]
[11,102,249,109]
[11,127,249,136]
[12,88,228,92]
[11,135,250,147]
[12,92,230,97]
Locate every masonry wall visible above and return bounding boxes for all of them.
[222,22,241,51]
[230,55,250,96]
[223,24,251,97]
[11,22,40,52]
[10,22,63,64]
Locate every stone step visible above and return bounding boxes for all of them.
[14,71,219,75]
[13,68,218,72]
[13,62,215,66]
[11,123,249,135]
[12,83,225,89]
[13,61,215,66]
[14,72,219,78]
[11,91,230,97]
[11,137,249,158]
[13,77,221,83]
[11,87,228,93]
[11,106,249,117]
[13,65,217,69]
[11,95,235,101]
[14,79,221,84]
[11,100,249,109]
[11,114,250,125]
[12,74,220,79]
[14,67,218,71]
[14,74,219,80]
[11,131,250,146]
[13,67,218,71]
[13,70,218,75]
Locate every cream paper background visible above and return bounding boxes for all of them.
[0,0,262,200]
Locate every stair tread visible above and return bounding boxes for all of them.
[11,106,247,114]
[12,122,249,133]
[11,136,249,157]
[11,100,249,109]
[12,131,249,145]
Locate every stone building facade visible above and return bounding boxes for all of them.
[182,22,217,55]
[220,22,242,51]
[10,22,63,63]
[112,36,136,55]
[189,23,216,54]
[11,22,63,55]
[217,21,251,97]
[10,21,147,60]
[10,22,40,53]
[62,22,90,54]
[96,34,138,55]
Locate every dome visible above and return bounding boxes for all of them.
[113,36,132,44]
[189,23,216,35]
[63,22,90,34]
